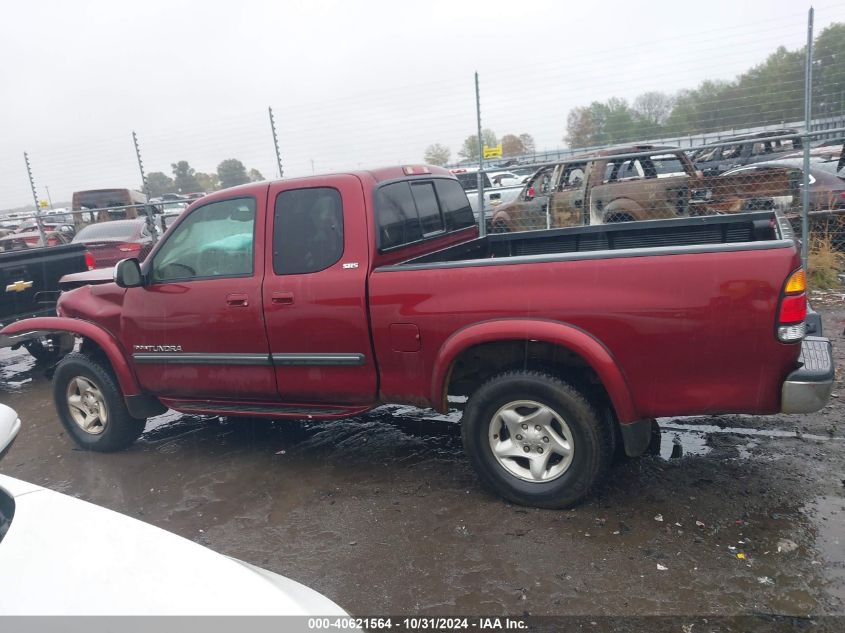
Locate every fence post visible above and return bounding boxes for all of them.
[269,106,284,179]
[23,152,48,245]
[132,131,157,244]
[475,71,486,237]
[801,7,814,272]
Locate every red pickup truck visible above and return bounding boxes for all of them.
[1,165,834,508]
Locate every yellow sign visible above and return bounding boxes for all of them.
[482,144,503,159]
[5,280,33,293]
[38,200,49,209]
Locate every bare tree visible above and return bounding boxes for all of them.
[423,143,451,166]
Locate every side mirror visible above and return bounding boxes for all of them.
[114,258,144,288]
[0,404,21,461]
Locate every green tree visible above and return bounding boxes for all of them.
[171,161,200,194]
[194,172,219,192]
[813,23,845,117]
[423,143,451,166]
[632,91,674,137]
[217,159,249,189]
[457,129,497,161]
[145,171,176,197]
[248,168,265,182]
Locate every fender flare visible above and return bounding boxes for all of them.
[0,317,141,396]
[430,318,638,423]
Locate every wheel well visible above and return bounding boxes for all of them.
[447,340,615,417]
[604,211,635,223]
[79,337,116,377]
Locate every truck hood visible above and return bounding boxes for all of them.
[59,267,114,290]
[0,473,348,615]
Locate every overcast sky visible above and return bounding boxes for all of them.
[0,0,841,209]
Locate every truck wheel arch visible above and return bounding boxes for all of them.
[0,317,141,396]
[431,319,637,423]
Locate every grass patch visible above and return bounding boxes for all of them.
[808,232,842,290]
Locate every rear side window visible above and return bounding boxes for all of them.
[376,178,473,250]
[434,179,475,230]
[410,182,443,235]
[274,187,344,275]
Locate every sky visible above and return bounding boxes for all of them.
[0,0,842,209]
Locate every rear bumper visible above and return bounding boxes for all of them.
[781,336,835,414]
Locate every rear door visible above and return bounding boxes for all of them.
[262,176,377,405]
[121,194,277,400]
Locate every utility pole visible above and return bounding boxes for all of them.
[23,152,48,245]
[45,186,54,209]
[132,131,157,243]
[801,7,814,272]
[268,107,284,179]
[475,71,486,237]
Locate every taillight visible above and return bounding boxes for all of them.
[527,186,535,197]
[118,243,142,253]
[777,268,807,342]
[85,251,95,270]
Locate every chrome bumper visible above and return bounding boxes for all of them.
[781,336,835,414]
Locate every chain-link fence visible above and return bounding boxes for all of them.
[1,7,844,284]
[473,129,845,242]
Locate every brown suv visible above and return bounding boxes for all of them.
[490,145,701,232]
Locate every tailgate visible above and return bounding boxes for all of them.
[0,244,88,324]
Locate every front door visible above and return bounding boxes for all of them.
[549,162,588,227]
[121,194,277,400]
[262,177,377,405]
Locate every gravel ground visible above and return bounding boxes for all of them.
[0,298,843,620]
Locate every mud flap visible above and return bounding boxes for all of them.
[619,417,657,457]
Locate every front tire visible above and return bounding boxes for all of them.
[462,370,613,509]
[53,352,146,451]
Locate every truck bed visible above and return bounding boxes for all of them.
[388,212,787,270]
[0,243,89,324]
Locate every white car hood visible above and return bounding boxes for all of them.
[0,474,347,615]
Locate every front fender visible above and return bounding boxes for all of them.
[431,319,638,423]
[0,317,141,396]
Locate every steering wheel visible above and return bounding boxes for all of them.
[198,248,226,276]
[159,262,196,279]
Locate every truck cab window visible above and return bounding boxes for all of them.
[274,187,344,275]
[151,198,255,282]
[410,182,444,236]
[434,179,474,231]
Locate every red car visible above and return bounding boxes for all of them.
[71,219,155,268]
[2,165,833,508]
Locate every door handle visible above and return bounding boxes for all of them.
[226,293,249,307]
[271,291,294,305]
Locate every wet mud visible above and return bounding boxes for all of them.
[0,300,843,617]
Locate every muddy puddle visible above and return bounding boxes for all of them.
[1,340,844,616]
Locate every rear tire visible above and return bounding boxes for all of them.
[53,352,146,451]
[461,370,613,509]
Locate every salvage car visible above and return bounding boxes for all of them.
[72,218,157,268]
[490,145,700,232]
[0,403,350,616]
[689,128,803,176]
[450,167,523,219]
[1,165,833,509]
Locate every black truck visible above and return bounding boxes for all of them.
[0,242,91,362]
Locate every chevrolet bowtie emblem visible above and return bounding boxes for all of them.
[5,280,33,293]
